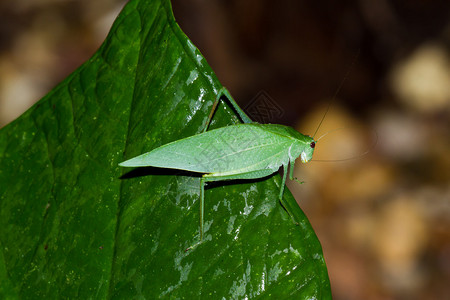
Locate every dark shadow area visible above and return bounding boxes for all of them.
[205,172,276,190]
[119,166,202,180]
[120,166,277,191]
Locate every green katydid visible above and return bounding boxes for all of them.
[119,87,317,249]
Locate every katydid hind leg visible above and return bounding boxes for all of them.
[200,177,205,241]
[202,87,253,133]
[202,93,221,133]
[219,87,253,124]
[185,177,206,252]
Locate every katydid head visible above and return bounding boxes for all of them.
[300,136,316,163]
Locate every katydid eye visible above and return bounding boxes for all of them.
[310,142,315,148]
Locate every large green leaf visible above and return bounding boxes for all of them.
[0,0,331,298]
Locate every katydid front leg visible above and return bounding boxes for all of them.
[278,162,301,226]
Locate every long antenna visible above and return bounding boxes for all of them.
[313,50,360,139]
[312,129,378,162]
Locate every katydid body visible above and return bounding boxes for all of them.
[119,87,317,249]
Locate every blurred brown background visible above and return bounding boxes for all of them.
[1,0,449,299]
